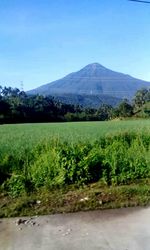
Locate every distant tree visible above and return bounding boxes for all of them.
[96,104,113,120]
[0,99,10,123]
[115,100,133,117]
[145,89,150,102]
[0,85,2,97]
[133,88,149,109]
[3,85,150,123]
[2,86,13,97]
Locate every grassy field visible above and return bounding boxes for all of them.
[0,119,150,217]
[0,119,150,155]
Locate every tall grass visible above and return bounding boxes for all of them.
[1,131,150,197]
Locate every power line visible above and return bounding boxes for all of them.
[129,0,150,4]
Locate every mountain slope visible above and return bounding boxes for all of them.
[52,93,122,108]
[28,63,150,101]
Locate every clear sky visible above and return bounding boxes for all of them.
[0,0,150,91]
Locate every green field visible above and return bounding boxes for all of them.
[0,119,150,155]
[0,119,150,217]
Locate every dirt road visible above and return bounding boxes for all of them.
[0,207,150,250]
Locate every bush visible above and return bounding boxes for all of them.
[1,132,150,194]
[3,175,26,197]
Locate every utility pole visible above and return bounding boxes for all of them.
[20,81,24,91]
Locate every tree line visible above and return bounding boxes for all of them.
[0,86,149,124]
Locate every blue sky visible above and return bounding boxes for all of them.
[0,0,150,90]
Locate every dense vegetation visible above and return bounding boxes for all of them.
[0,86,149,124]
[0,86,150,216]
[0,121,149,198]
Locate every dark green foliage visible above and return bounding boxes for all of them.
[0,86,150,123]
[96,104,113,120]
[115,100,133,117]
[0,86,114,123]
[133,88,149,109]
[133,88,150,117]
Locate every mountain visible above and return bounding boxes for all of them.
[28,63,150,107]
[52,93,122,108]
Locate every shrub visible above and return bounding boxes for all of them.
[3,175,26,197]
[1,132,150,194]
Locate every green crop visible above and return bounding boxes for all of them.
[0,120,150,197]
